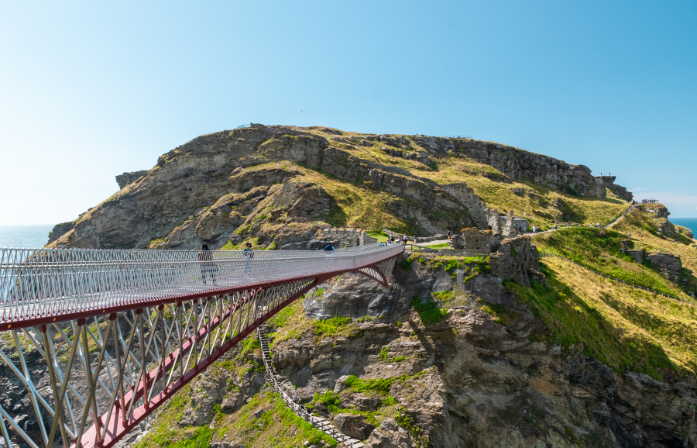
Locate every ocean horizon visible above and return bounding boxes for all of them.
[670,218,697,235]
[0,225,53,249]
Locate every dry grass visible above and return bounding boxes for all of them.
[509,259,697,380]
[613,207,697,274]
[315,134,631,231]
[540,257,697,376]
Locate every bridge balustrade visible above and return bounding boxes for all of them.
[0,244,401,448]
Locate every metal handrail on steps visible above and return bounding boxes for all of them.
[256,326,365,448]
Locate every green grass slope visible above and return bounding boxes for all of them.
[508,257,697,379]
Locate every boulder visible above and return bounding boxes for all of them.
[333,414,375,440]
[334,375,350,394]
[646,252,682,281]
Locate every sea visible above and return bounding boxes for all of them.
[670,218,697,235]
[0,225,53,249]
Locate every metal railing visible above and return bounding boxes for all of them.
[257,326,364,447]
[0,244,403,326]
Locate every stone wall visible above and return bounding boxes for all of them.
[450,228,491,254]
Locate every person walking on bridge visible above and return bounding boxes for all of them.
[243,242,254,276]
[198,244,217,285]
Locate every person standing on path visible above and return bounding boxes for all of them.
[243,242,254,276]
[448,230,451,240]
[198,244,217,285]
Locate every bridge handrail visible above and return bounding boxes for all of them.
[0,244,403,327]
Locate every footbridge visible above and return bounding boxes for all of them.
[0,244,402,448]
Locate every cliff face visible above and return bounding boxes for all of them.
[47,125,495,249]
[271,256,696,448]
[596,175,634,202]
[47,124,631,251]
[411,136,608,198]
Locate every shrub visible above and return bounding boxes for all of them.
[411,296,448,325]
[313,316,352,337]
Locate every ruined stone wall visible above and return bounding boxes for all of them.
[319,228,376,247]
[449,228,492,255]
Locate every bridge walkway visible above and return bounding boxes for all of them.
[0,244,400,448]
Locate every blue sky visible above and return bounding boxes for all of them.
[1,0,696,225]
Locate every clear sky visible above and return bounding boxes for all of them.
[1,0,696,226]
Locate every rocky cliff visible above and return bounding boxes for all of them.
[47,124,630,251]
[48,125,499,250]
[410,136,608,198]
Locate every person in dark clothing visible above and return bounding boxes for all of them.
[324,244,335,252]
[243,242,254,276]
[198,244,217,285]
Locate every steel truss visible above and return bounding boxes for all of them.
[0,245,400,448]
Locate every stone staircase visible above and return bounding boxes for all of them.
[256,326,366,448]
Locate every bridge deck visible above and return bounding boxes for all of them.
[0,244,403,329]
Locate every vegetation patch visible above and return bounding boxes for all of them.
[216,391,337,448]
[535,227,686,297]
[313,316,352,338]
[478,302,511,325]
[411,297,448,325]
[507,258,697,378]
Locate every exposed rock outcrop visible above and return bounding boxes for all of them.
[676,225,694,239]
[595,175,634,201]
[411,136,610,198]
[489,236,542,286]
[47,221,75,244]
[116,170,148,189]
[647,251,683,282]
[48,125,494,249]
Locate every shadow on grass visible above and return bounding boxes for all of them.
[509,263,674,380]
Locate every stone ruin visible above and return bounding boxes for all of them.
[450,228,491,255]
[279,227,376,250]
